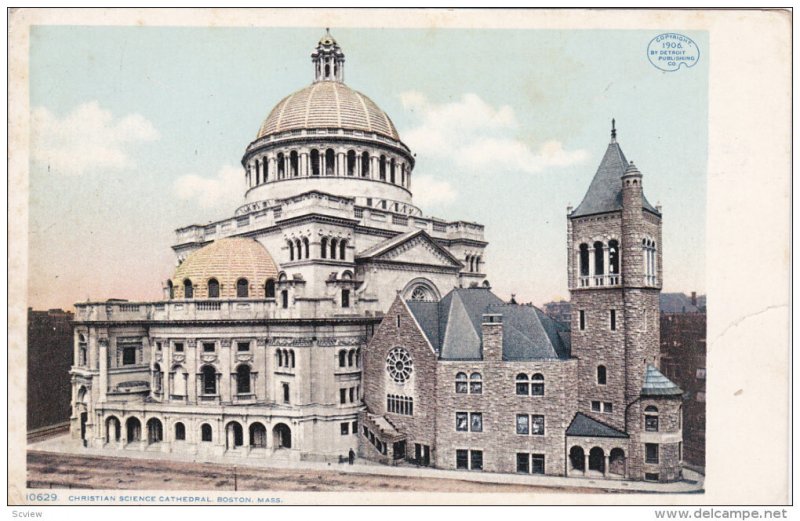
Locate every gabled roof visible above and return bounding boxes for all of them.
[641,364,684,397]
[566,412,629,439]
[356,229,462,268]
[405,288,571,361]
[660,293,704,314]
[570,139,660,218]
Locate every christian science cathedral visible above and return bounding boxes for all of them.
[70,33,684,482]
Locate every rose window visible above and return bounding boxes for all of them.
[386,347,413,383]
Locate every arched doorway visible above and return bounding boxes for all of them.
[250,423,267,448]
[226,421,244,449]
[106,416,121,443]
[273,423,291,449]
[126,417,141,443]
[146,418,163,444]
[589,447,605,474]
[609,448,626,477]
[569,446,585,473]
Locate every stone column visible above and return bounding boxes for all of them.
[98,338,108,402]
[301,152,309,176]
[338,152,345,176]
[584,453,589,476]
[604,455,610,477]
[187,339,197,404]
[371,156,378,180]
[603,246,610,283]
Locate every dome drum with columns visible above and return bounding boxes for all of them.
[242,30,415,208]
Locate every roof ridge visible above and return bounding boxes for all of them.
[303,82,320,128]
[352,90,374,133]
[332,82,342,128]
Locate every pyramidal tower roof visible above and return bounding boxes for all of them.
[641,364,684,397]
[570,120,660,218]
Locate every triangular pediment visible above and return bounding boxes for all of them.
[356,230,462,269]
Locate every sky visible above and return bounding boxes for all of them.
[27,26,708,310]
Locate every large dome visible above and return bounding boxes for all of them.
[256,81,400,141]
[171,238,279,299]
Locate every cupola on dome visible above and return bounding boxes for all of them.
[170,238,279,300]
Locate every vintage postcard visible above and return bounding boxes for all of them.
[7,7,791,513]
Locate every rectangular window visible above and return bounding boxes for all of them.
[516,381,529,395]
[340,388,347,404]
[340,422,349,435]
[579,310,585,330]
[531,454,545,474]
[237,342,250,352]
[470,450,483,471]
[352,420,358,434]
[156,342,162,352]
[591,400,601,412]
[349,387,355,403]
[604,402,613,413]
[174,342,184,352]
[645,443,659,464]
[531,415,545,435]
[516,453,529,473]
[79,344,87,366]
[341,289,350,308]
[470,379,482,394]
[455,412,469,432]
[122,346,137,365]
[470,413,483,432]
[516,414,529,435]
[645,472,659,482]
[362,425,368,437]
[456,380,468,394]
[203,342,215,353]
[282,382,290,403]
[646,415,659,432]
[456,449,469,470]
[610,309,616,330]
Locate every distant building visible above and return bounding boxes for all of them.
[28,308,74,431]
[542,300,571,325]
[659,293,706,468]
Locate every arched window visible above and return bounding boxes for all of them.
[645,406,659,432]
[401,163,406,186]
[277,152,285,179]
[338,350,347,368]
[311,149,320,176]
[263,156,269,182]
[516,373,529,395]
[303,237,310,259]
[330,238,338,260]
[325,148,335,175]
[290,150,298,177]
[579,243,590,277]
[531,373,545,396]
[236,365,251,394]
[475,256,481,273]
[276,350,284,368]
[608,239,620,274]
[390,158,396,184]
[207,278,219,299]
[339,239,347,260]
[236,278,249,298]
[265,279,276,299]
[288,240,295,261]
[174,422,186,441]
[597,365,607,385]
[167,280,174,300]
[347,150,356,176]
[470,373,483,394]
[455,372,468,393]
[348,350,355,367]
[379,155,386,180]
[290,350,295,368]
[355,348,361,368]
[183,279,193,299]
[593,241,605,275]
[201,423,212,442]
[321,237,328,259]
[361,151,370,177]
[201,365,217,395]
[410,286,430,302]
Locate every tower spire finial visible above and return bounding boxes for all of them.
[611,118,617,140]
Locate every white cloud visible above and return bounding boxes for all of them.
[400,92,588,174]
[31,101,159,176]
[411,175,458,207]
[173,165,243,208]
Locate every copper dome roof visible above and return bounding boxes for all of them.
[256,81,401,141]
[171,238,279,299]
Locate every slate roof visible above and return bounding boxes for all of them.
[641,364,684,397]
[571,139,660,218]
[660,293,704,313]
[405,288,571,361]
[565,412,629,438]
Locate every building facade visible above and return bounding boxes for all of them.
[359,124,686,482]
[69,32,488,461]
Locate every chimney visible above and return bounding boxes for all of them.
[481,313,504,361]
[691,291,697,306]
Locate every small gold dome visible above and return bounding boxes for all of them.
[171,238,279,299]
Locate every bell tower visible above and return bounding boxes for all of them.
[567,121,663,431]
[312,28,345,82]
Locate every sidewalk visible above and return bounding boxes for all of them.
[29,434,704,494]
